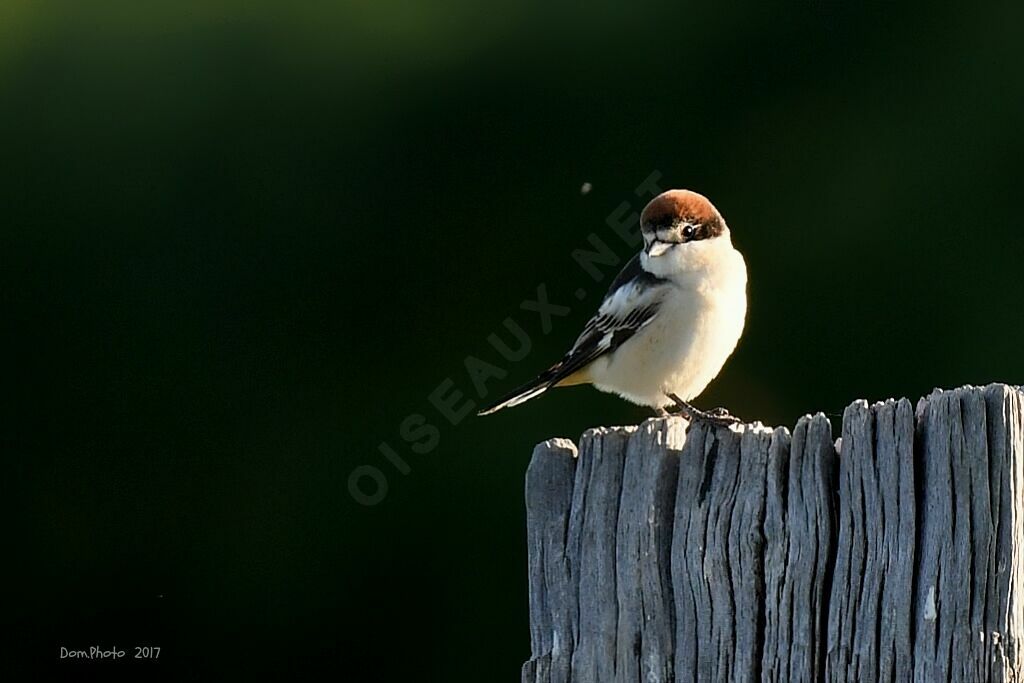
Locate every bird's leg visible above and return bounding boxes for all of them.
[665,393,742,427]
[659,402,684,415]
[665,393,698,421]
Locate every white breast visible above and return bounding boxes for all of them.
[587,238,747,408]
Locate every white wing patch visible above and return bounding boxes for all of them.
[568,278,668,357]
[476,255,672,415]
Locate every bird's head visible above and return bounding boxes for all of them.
[640,189,727,256]
[639,189,732,277]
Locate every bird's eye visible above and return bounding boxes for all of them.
[682,225,696,239]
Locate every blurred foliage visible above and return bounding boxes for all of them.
[4,0,1024,679]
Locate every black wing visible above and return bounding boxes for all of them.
[478,254,671,415]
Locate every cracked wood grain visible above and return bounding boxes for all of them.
[521,384,1024,683]
[826,398,916,681]
[523,438,577,683]
[568,426,633,683]
[762,414,836,682]
[614,420,684,682]
[671,422,775,682]
[912,384,1024,682]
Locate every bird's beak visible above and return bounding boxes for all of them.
[646,240,674,257]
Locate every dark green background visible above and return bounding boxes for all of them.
[5,1,1023,679]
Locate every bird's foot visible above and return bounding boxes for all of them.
[665,394,742,427]
[705,406,742,423]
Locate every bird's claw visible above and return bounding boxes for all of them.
[700,406,742,426]
[665,394,742,427]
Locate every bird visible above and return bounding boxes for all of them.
[477,189,748,425]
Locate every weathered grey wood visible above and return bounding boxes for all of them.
[671,422,775,682]
[912,384,1024,682]
[568,427,633,683]
[523,438,577,683]
[762,414,836,682]
[672,423,737,681]
[521,384,1024,682]
[983,384,1024,681]
[826,398,916,680]
[614,419,684,682]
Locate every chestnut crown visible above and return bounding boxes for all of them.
[640,190,726,242]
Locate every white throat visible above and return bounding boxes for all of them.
[641,231,738,283]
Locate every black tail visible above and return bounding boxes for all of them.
[477,371,556,416]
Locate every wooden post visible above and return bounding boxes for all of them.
[522,384,1024,683]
